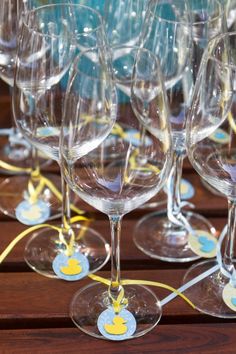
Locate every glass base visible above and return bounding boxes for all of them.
[0,174,62,221]
[183,259,236,318]
[201,178,224,198]
[70,282,162,340]
[24,224,110,278]
[138,188,167,210]
[133,210,216,262]
[0,135,51,174]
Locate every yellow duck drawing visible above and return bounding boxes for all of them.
[22,205,42,220]
[104,316,127,335]
[60,259,82,275]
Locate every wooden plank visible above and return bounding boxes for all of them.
[0,216,227,270]
[0,170,227,223]
[0,323,236,353]
[1,268,235,329]
[0,269,205,327]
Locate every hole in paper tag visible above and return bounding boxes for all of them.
[15,200,50,225]
[209,128,230,144]
[52,251,89,281]
[222,283,236,311]
[97,308,136,341]
[188,230,217,258]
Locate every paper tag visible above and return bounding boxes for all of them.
[15,200,50,225]
[180,179,195,200]
[209,128,230,144]
[97,308,136,341]
[222,282,236,311]
[123,129,152,147]
[188,230,217,258]
[37,126,60,137]
[164,178,195,200]
[52,251,89,281]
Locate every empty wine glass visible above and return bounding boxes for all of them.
[134,0,225,262]
[183,32,236,318]
[0,0,45,166]
[0,0,62,222]
[61,46,172,339]
[103,0,148,48]
[13,3,113,278]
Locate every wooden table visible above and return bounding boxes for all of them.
[0,81,235,353]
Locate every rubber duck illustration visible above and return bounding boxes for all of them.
[104,316,127,335]
[22,204,42,220]
[60,259,82,275]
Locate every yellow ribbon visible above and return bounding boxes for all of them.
[0,218,194,310]
[0,214,90,263]
[0,160,31,173]
[111,123,128,139]
[0,159,84,215]
[88,274,195,310]
[228,111,236,135]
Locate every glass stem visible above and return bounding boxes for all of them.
[31,146,40,174]
[167,150,184,225]
[109,215,123,299]
[9,86,18,136]
[60,172,72,236]
[222,198,236,274]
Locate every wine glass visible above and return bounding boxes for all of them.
[182,31,236,318]
[133,0,225,262]
[61,46,172,339]
[103,0,148,48]
[13,3,113,278]
[0,0,62,223]
[0,0,43,166]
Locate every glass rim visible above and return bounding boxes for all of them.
[22,3,104,40]
[205,31,236,70]
[71,46,111,81]
[148,0,224,26]
[111,45,161,68]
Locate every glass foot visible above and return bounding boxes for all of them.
[70,282,161,340]
[138,188,167,210]
[0,174,62,221]
[0,134,51,174]
[133,210,216,262]
[201,178,224,197]
[183,259,236,318]
[24,224,110,278]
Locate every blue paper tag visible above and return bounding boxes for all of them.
[97,308,136,341]
[188,230,217,258]
[164,178,195,200]
[52,251,89,281]
[123,129,152,147]
[209,128,230,144]
[37,126,60,137]
[180,178,195,200]
[15,200,50,225]
[222,283,236,311]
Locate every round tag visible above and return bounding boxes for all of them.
[180,179,195,200]
[37,126,60,137]
[123,129,152,147]
[164,178,195,200]
[209,128,230,144]
[52,251,89,281]
[188,230,217,258]
[222,282,236,311]
[15,200,50,225]
[97,308,137,341]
